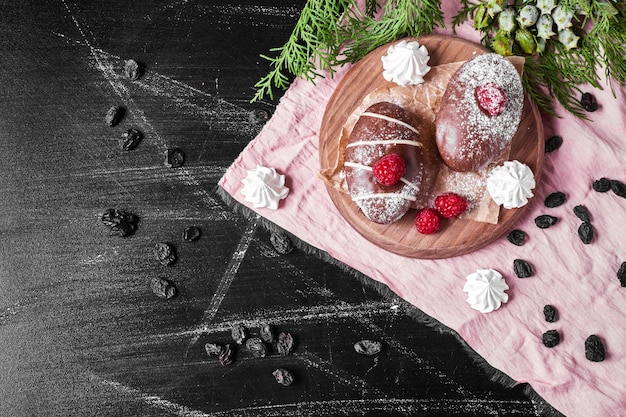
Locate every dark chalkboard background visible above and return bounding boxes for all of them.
[0,1,557,416]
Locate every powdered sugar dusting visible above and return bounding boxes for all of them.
[437,54,523,171]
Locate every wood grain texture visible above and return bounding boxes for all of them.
[0,2,557,417]
[319,35,545,258]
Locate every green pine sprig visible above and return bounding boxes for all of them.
[252,0,443,102]
[252,0,626,118]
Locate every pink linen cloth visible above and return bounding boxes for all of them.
[219,5,626,416]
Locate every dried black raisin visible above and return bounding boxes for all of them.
[513,259,533,278]
[573,205,591,223]
[204,343,222,356]
[535,215,558,229]
[543,305,558,323]
[182,226,202,241]
[585,335,605,362]
[105,105,125,127]
[119,128,143,151]
[249,108,271,125]
[277,332,294,356]
[506,229,526,246]
[542,330,560,348]
[270,232,293,255]
[544,135,563,153]
[231,324,246,345]
[610,179,626,198]
[219,344,234,366]
[124,59,143,80]
[260,323,275,343]
[577,222,594,244]
[354,340,383,356]
[245,337,267,358]
[150,277,176,299]
[272,368,294,386]
[164,148,185,168]
[154,242,177,266]
[580,92,598,112]
[100,208,138,237]
[617,262,626,287]
[592,177,611,192]
[544,192,566,208]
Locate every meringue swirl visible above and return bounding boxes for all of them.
[463,268,509,313]
[381,40,431,86]
[486,160,536,209]
[241,165,289,210]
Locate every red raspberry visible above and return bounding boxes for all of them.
[475,82,507,116]
[372,154,406,186]
[434,192,468,219]
[414,208,441,234]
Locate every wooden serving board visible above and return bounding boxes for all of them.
[319,34,544,259]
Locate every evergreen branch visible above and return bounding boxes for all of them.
[253,0,626,119]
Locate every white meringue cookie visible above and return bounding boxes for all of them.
[486,160,536,209]
[463,268,509,313]
[241,165,289,210]
[381,40,431,86]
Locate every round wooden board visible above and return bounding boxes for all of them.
[319,34,544,259]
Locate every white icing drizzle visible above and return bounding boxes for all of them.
[361,112,420,135]
[346,139,422,148]
[352,193,417,202]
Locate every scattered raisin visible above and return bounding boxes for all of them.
[150,277,176,299]
[219,344,234,366]
[231,324,246,345]
[183,226,202,241]
[542,330,560,348]
[119,128,143,151]
[124,59,143,80]
[204,343,222,356]
[585,335,606,362]
[154,242,177,266]
[513,259,533,278]
[535,215,558,229]
[272,368,294,386]
[277,332,295,356]
[260,323,275,343]
[506,229,526,246]
[100,208,138,237]
[573,205,591,223]
[543,305,558,323]
[270,232,293,255]
[580,92,598,112]
[592,177,611,192]
[164,148,185,168]
[354,340,383,356]
[245,337,267,358]
[610,179,626,198]
[105,105,125,127]
[249,108,271,125]
[617,262,626,287]
[544,135,563,153]
[577,222,594,244]
[544,192,566,208]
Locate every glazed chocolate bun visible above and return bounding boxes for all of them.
[344,102,425,224]
[435,53,523,172]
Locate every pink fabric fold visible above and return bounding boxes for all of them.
[220,5,626,416]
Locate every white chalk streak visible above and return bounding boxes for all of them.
[186,217,259,350]
[95,370,537,417]
[93,373,211,417]
[297,352,386,398]
[59,2,223,210]
[151,300,399,341]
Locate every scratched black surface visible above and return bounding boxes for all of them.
[0,1,555,416]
